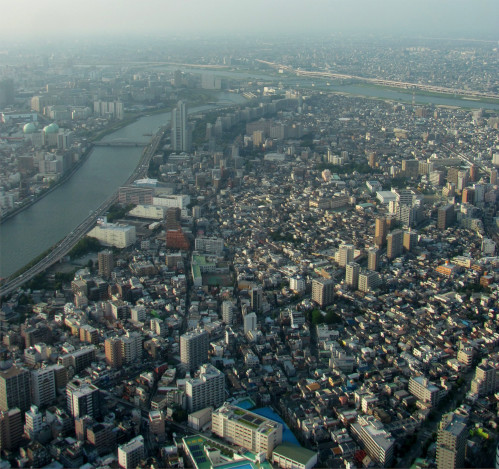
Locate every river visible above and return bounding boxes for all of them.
[0,92,246,278]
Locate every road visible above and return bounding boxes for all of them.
[0,127,166,300]
[396,370,474,468]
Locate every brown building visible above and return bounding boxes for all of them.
[0,366,31,412]
[374,217,387,247]
[98,250,114,278]
[0,408,23,451]
[166,229,191,250]
[105,337,123,368]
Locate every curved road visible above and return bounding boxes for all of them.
[0,127,166,300]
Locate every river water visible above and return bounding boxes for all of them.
[0,92,245,278]
[1,80,497,278]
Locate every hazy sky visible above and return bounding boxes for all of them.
[2,0,498,40]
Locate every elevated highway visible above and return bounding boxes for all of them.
[0,126,167,299]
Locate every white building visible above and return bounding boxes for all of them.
[152,194,190,209]
[290,276,306,294]
[118,435,145,469]
[350,415,394,467]
[409,376,442,407]
[24,405,43,439]
[31,367,56,407]
[128,205,166,220]
[185,364,225,413]
[358,271,381,292]
[87,222,136,248]
[194,237,224,255]
[244,312,257,335]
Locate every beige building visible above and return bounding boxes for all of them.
[211,403,282,458]
[436,412,467,469]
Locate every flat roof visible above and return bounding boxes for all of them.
[273,442,317,465]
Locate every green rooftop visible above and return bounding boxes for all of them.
[272,442,317,465]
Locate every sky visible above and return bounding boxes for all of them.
[1,0,498,41]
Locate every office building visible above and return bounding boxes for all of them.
[31,367,56,407]
[118,435,145,469]
[185,364,225,412]
[312,278,334,307]
[98,250,114,277]
[171,100,191,152]
[408,376,442,407]
[436,412,467,469]
[0,408,23,451]
[350,415,394,467]
[180,329,209,371]
[367,248,380,271]
[387,229,403,259]
[374,218,387,247]
[471,360,497,396]
[66,379,100,419]
[438,204,455,230]
[212,403,283,458]
[345,262,360,289]
[0,366,31,412]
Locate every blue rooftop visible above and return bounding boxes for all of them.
[251,407,300,446]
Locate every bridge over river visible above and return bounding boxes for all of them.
[93,140,145,147]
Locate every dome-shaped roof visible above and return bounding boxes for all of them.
[23,123,36,134]
[43,123,59,134]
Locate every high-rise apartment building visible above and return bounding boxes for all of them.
[311,278,335,307]
[358,271,381,293]
[66,379,100,419]
[349,415,395,467]
[0,408,23,451]
[243,312,257,335]
[222,301,235,325]
[171,100,191,152]
[105,337,123,368]
[251,287,263,313]
[0,366,31,412]
[31,366,57,407]
[345,262,360,289]
[438,204,455,230]
[403,230,418,252]
[105,332,142,367]
[471,360,497,396]
[374,218,387,247]
[436,412,467,469]
[387,229,403,259]
[118,435,145,469]
[367,248,380,271]
[185,364,225,412]
[180,329,209,371]
[337,244,354,267]
[98,250,114,277]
